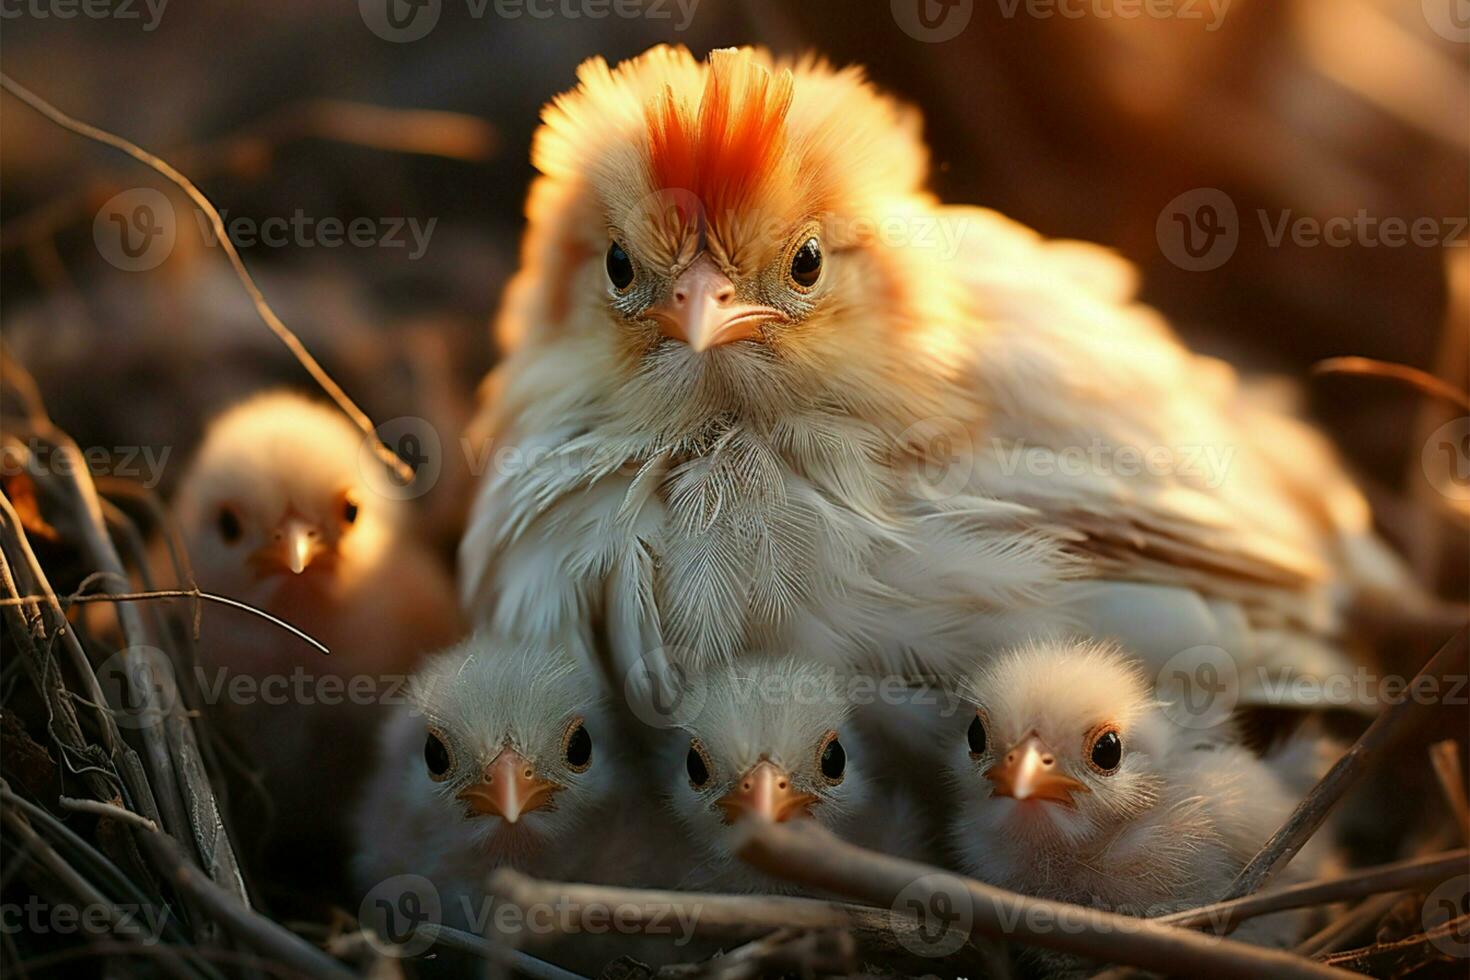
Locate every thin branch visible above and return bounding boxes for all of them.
[1313,356,1470,411]
[416,923,587,980]
[734,819,1356,980]
[1222,627,1469,900]
[57,796,159,833]
[0,72,413,484]
[1,806,200,980]
[134,829,357,980]
[1294,891,1404,958]
[1319,916,1470,972]
[1429,740,1470,844]
[1158,850,1469,931]
[0,588,329,656]
[485,869,999,974]
[1,99,495,253]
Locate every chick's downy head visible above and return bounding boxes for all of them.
[952,640,1175,853]
[502,45,955,436]
[411,637,617,855]
[175,391,399,601]
[665,657,867,871]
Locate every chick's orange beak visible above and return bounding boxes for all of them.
[250,518,325,577]
[717,761,817,825]
[986,733,1090,807]
[646,258,784,352]
[456,748,560,824]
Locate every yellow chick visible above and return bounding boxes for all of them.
[172,391,461,865]
[948,639,1323,974]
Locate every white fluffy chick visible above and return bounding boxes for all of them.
[172,391,460,849]
[353,636,654,946]
[947,639,1318,970]
[661,657,926,893]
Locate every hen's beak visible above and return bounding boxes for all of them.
[717,761,817,824]
[985,733,1089,807]
[251,518,324,577]
[457,747,561,824]
[646,258,784,352]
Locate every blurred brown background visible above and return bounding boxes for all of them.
[2,0,1466,583]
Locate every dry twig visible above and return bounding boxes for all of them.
[734,819,1356,979]
[1222,627,1470,900]
[0,72,414,485]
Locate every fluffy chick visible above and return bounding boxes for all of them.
[353,636,667,965]
[948,639,1318,970]
[172,391,460,852]
[460,45,1416,716]
[661,657,926,893]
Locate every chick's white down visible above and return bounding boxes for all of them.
[171,391,459,840]
[459,45,1416,717]
[353,636,663,930]
[949,640,1320,950]
[659,656,929,894]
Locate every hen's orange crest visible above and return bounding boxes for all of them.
[644,49,794,222]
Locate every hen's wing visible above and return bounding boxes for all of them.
[944,207,1415,703]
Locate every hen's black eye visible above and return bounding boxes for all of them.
[967,714,987,757]
[606,241,635,292]
[818,731,846,784]
[789,237,822,289]
[1088,729,1123,774]
[424,729,453,781]
[686,739,711,788]
[563,719,592,771]
[216,506,242,544]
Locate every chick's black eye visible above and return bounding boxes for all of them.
[606,241,635,292]
[967,714,987,757]
[686,740,710,788]
[789,237,822,289]
[563,720,592,771]
[1089,729,1122,774]
[216,506,242,544]
[818,732,846,784]
[341,493,359,526]
[424,730,453,781]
